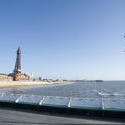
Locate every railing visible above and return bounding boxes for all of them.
[0,93,125,111]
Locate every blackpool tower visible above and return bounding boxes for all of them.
[11,47,30,81]
[14,47,21,74]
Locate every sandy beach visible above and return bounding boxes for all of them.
[0,81,66,89]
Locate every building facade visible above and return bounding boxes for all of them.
[0,74,13,81]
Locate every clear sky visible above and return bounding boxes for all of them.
[0,0,125,80]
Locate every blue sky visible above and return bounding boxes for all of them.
[0,0,125,80]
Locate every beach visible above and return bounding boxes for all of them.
[0,81,66,89]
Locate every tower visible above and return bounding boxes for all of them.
[10,47,30,81]
[13,47,22,81]
[14,47,21,74]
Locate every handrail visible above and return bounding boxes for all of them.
[0,93,125,111]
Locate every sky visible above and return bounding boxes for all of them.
[0,0,125,80]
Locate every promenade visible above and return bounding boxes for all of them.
[0,108,123,125]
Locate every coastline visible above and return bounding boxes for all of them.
[0,81,68,89]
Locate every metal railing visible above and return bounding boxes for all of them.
[0,92,125,111]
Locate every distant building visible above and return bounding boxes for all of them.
[0,73,13,81]
[0,47,31,81]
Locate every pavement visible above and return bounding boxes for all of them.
[0,108,124,125]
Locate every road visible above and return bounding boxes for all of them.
[0,108,124,125]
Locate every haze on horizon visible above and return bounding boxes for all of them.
[0,0,125,80]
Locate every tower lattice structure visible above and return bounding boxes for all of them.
[14,47,21,74]
[12,47,30,81]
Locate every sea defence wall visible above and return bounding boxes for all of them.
[0,93,125,119]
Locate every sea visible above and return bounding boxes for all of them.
[1,81,125,99]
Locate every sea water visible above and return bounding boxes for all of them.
[2,81,125,98]
[0,81,125,109]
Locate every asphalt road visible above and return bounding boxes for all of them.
[0,108,124,125]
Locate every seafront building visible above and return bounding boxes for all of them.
[0,73,13,81]
[0,47,30,81]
